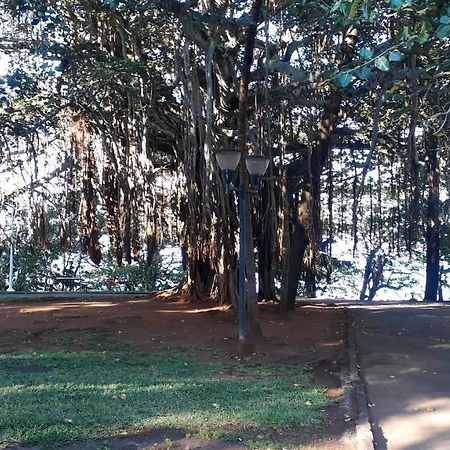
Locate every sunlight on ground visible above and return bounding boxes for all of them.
[349,303,449,311]
[154,306,230,314]
[14,301,229,316]
[382,397,450,450]
[17,302,120,314]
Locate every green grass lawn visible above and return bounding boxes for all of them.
[0,336,330,449]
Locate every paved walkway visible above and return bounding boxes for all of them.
[351,303,450,450]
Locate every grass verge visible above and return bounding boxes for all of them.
[0,341,330,449]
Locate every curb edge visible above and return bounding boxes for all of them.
[346,308,375,450]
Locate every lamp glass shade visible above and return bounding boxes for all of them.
[215,148,241,171]
[245,155,270,176]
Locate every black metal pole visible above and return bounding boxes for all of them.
[238,185,246,342]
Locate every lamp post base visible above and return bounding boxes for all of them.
[237,340,256,357]
[6,287,15,292]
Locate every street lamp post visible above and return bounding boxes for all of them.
[215,148,270,342]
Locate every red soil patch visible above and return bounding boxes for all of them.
[0,294,356,449]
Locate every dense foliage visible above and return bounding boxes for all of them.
[0,1,449,310]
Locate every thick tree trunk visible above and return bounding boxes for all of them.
[405,55,420,254]
[284,199,309,310]
[74,116,102,265]
[177,34,239,307]
[304,268,317,298]
[281,28,358,305]
[360,249,376,302]
[279,109,295,310]
[424,135,440,302]
[283,92,342,307]
[122,195,132,264]
[360,248,384,302]
[146,234,158,266]
[255,188,277,302]
[256,194,278,302]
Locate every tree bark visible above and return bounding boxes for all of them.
[284,195,309,310]
[405,55,420,254]
[283,92,341,306]
[282,27,359,306]
[256,187,278,301]
[424,134,440,302]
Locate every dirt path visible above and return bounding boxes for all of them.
[351,303,450,450]
[0,294,355,449]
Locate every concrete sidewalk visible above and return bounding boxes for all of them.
[350,303,450,450]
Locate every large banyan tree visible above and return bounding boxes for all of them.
[0,0,449,311]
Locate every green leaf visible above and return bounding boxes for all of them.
[237,12,254,25]
[268,61,307,82]
[436,24,450,39]
[349,0,363,19]
[416,8,430,16]
[330,0,342,13]
[388,50,404,62]
[402,26,409,38]
[394,26,409,43]
[336,72,354,87]
[390,0,403,10]
[374,55,390,72]
[391,108,406,120]
[356,66,372,79]
[339,2,350,15]
[362,0,371,20]
[418,23,430,44]
[440,15,450,25]
[360,48,373,60]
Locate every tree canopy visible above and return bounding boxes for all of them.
[0,0,449,313]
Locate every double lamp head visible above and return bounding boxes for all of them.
[215,148,270,192]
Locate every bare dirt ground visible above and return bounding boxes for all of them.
[0,293,356,449]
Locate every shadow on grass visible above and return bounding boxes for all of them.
[0,347,330,450]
